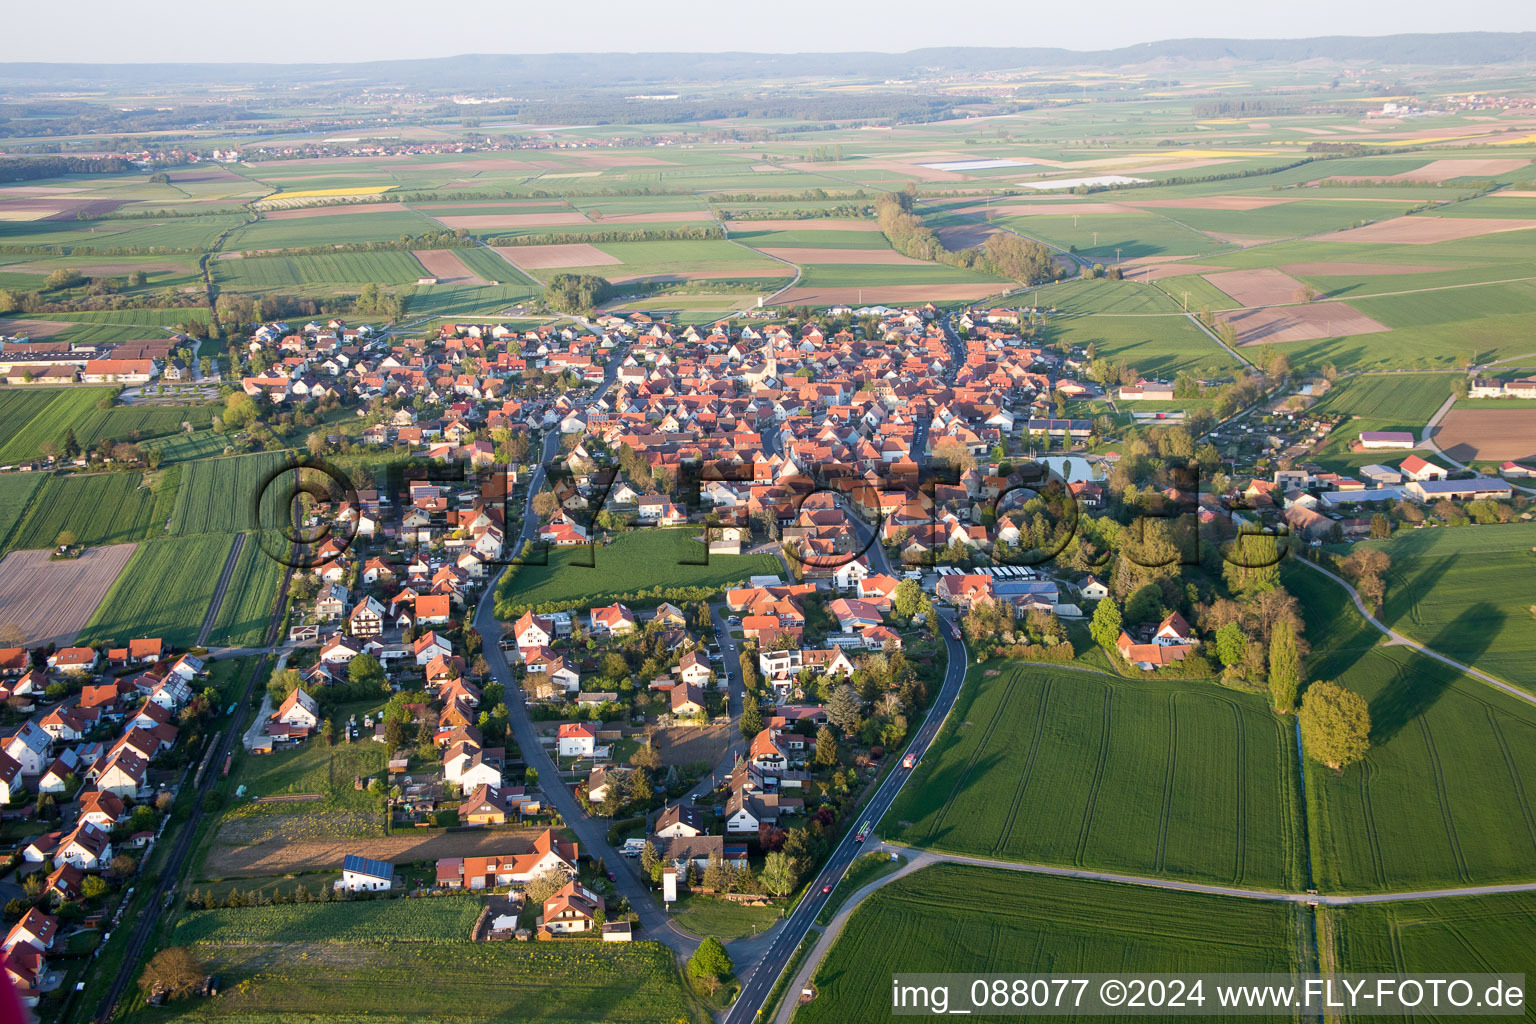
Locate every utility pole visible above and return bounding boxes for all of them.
[1115,247,1122,266]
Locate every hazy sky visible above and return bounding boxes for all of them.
[8,0,1536,63]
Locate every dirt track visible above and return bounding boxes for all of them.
[0,544,137,647]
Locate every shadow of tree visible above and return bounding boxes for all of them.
[1368,601,1504,746]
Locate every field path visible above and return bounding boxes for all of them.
[777,847,1536,1024]
[196,532,246,648]
[1294,557,1536,704]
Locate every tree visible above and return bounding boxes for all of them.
[892,579,922,620]
[759,850,797,897]
[1369,513,1391,540]
[625,768,653,806]
[825,684,863,736]
[1088,597,1122,650]
[1268,619,1300,714]
[1224,532,1282,597]
[531,491,559,519]
[739,699,763,740]
[814,725,838,767]
[383,716,405,755]
[1214,622,1247,670]
[688,936,734,982]
[321,718,335,746]
[348,654,385,687]
[640,839,660,875]
[738,650,759,694]
[1298,681,1371,771]
[82,875,111,900]
[62,427,80,459]
[138,947,205,1001]
[524,864,568,906]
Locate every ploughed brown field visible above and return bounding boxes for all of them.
[1219,302,1390,344]
[205,826,554,876]
[494,243,621,270]
[0,545,136,647]
[1326,217,1536,245]
[1204,267,1310,307]
[1434,409,1536,464]
[0,318,74,338]
[411,249,490,285]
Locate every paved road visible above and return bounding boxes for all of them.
[1294,557,1535,709]
[724,612,969,1024]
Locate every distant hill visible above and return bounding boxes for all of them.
[5,33,1536,92]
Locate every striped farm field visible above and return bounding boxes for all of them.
[205,532,287,648]
[77,534,236,648]
[0,474,44,548]
[0,388,116,464]
[1329,891,1536,985]
[882,665,1307,891]
[1308,372,1457,429]
[1287,564,1536,892]
[213,251,428,291]
[170,451,296,536]
[797,864,1303,1024]
[7,472,168,552]
[1357,522,1536,693]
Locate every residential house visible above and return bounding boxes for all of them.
[335,854,394,892]
[557,722,597,758]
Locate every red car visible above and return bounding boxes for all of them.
[821,884,833,895]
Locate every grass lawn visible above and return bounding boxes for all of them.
[128,899,702,1024]
[1355,522,1536,693]
[796,863,1305,1024]
[882,664,1306,891]
[77,534,235,647]
[1286,563,1536,892]
[495,528,782,615]
[671,891,782,942]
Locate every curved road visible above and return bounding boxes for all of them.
[1294,556,1535,709]
[776,847,1536,1024]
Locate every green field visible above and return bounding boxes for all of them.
[175,896,482,946]
[213,251,430,292]
[78,534,235,647]
[1329,891,1536,1020]
[0,474,43,548]
[1356,522,1536,693]
[1310,373,1456,423]
[797,864,1304,1024]
[495,527,783,615]
[205,532,287,647]
[883,665,1305,890]
[125,933,699,1024]
[0,390,68,460]
[0,389,215,464]
[1287,564,1536,892]
[170,451,294,535]
[7,471,166,551]
[225,209,443,249]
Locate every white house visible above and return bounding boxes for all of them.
[335,854,394,892]
[272,688,320,731]
[557,722,596,758]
